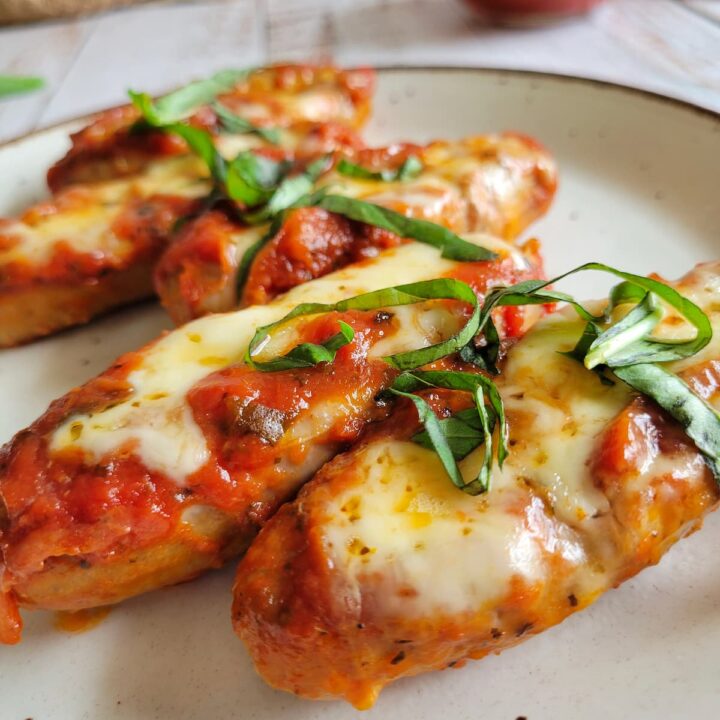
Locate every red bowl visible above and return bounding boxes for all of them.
[463,0,603,20]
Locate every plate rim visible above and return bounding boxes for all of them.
[1,65,718,153]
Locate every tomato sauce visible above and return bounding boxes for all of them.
[47,105,188,192]
[186,310,401,513]
[241,207,404,306]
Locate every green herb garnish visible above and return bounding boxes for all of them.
[337,155,423,182]
[312,194,495,263]
[246,278,480,372]
[242,155,331,225]
[0,75,44,100]
[412,406,492,461]
[212,101,281,145]
[473,262,719,482]
[392,370,507,495]
[249,320,355,372]
[225,152,289,207]
[129,69,250,125]
[130,82,496,286]
[613,363,720,478]
[242,261,719,494]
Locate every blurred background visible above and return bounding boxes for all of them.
[1,0,718,142]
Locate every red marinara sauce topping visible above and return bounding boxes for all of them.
[0,346,183,578]
[241,207,403,306]
[185,309,401,513]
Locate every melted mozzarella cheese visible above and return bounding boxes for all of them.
[321,266,720,618]
[0,132,292,271]
[1,156,210,268]
[51,237,508,481]
[322,439,581,617]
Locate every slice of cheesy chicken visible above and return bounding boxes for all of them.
[232,261,720,709]
[47,63,374,191]
[0,234,543,644]
[0,65,372,347]
[155,133,558,324]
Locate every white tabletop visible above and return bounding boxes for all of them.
[0,0,719,144]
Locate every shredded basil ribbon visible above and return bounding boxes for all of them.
[613,364,720,479]
[235,191,497,296]
[225,152,290,206]
[242,155,332,225]
[128,68,279,178]
[337,155,423,182]
[312,194,495,262]
[0,75,44,100]
[476,262,720,481]
[249,320,355,372]
[129,69,251,125]
[413,406,494,461]
[211,101,281,145]
[130,83,496,290]
[245,277,510,494]
[245,261,718,493]
[471,262,712,373]
[246,278,480,372]
[392,370,507,495]
[129,90,229,181]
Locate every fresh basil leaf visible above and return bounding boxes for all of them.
[459,342,492,372]
[607,280,647,310]
[0,75,44,99]
[226,152,288,206]
[314,194,496,263]
[128,90,163,125]
[479,263,711,366]
[242,155,332,224]
[129,69,250,126]
[613,363,720,478]
[390,389,468,491]
[413,407,490,460]
[250,320,355,372]
[167,123,227,182]
[129,91,228,182]
[585,292,663,369]
[212,101,281,145]
[393,369,507,494]
[246,278,480,372]
[336,155,423,182]
[398,369,507,460]
[235,215,283,299]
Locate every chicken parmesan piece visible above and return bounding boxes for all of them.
[48,63,374,191]
[0,234,543,644]
[232,262,720,709]
[0,122,368,347]
[0,64,371,347]
[155,133,557,324]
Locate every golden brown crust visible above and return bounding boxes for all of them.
[12,506,244,611]
[0,262,154,347]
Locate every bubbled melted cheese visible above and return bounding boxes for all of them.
[50,236,512,482]
[321,264,720,619]
[0,156,211,269]
[0,134,271,271]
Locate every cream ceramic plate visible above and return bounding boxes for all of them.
[1,68,719,719]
